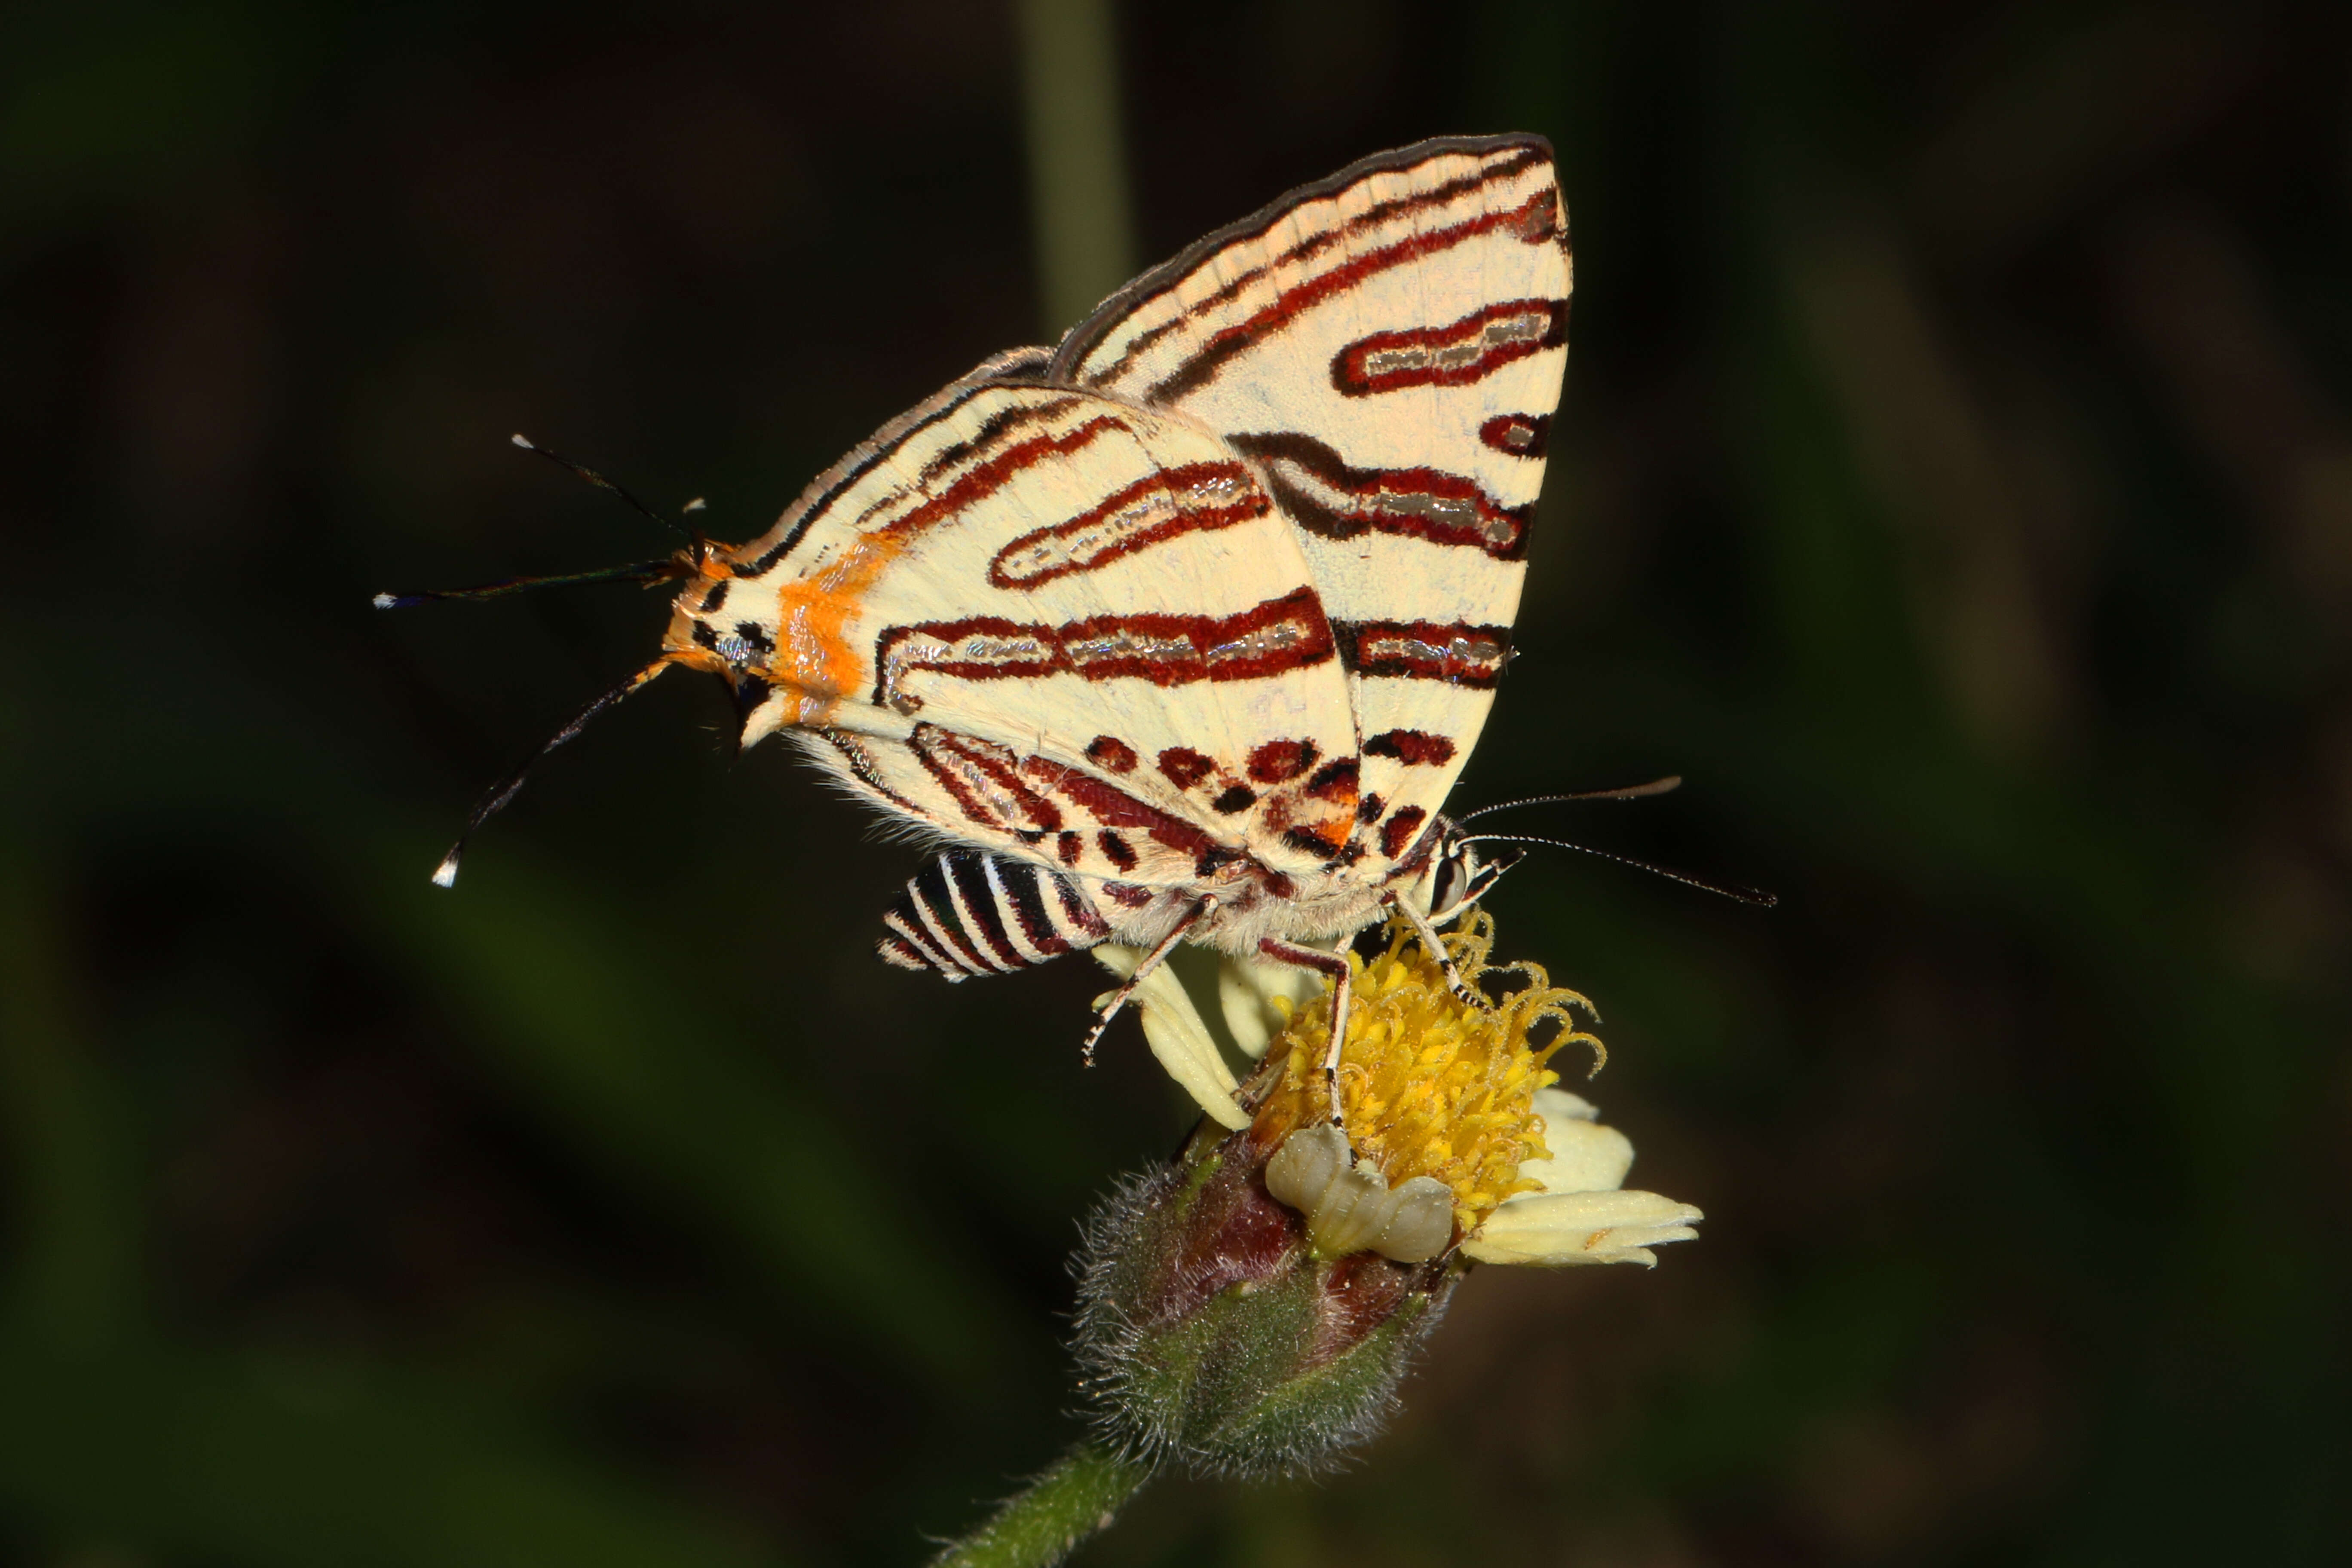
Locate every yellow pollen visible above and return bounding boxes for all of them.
[1250,911,1605,1233]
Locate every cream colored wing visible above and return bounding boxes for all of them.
[1051,135,1568,868]
[673,376,1362,885]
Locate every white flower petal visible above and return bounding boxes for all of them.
[1305,1161,1397,1256]
[1264,1124,1455,1262]
[1370,1177,1457,1263]
[1264,1123,1350,1213]
[1517,1099,1635,1197]
[1216,955,1325,1060]
[1461,1188,1703,1268]
[1533,1086,1599,1124]
[1094,947,1248,1130]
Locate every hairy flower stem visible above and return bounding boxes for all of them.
[929,1442,1154,1568]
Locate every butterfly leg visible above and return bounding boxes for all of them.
[1385,893,1486,1009]
[1080,897,1214,1065]
[1256,938,1355,1131]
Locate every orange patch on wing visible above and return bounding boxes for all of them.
[762,530,913,726]
[685,409,1137,732]
[1295,812,1352,852]
[656,531,914,731]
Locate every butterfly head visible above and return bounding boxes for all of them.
[658,565,804,744]
[1409,818,1525,925]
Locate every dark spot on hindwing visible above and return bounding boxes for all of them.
[1379,805,1429,861]
[1247,738,1318,784]
[1158,747,1215,789]
[1363,729,1458,766]
[1087,735,1139,772]
[1211,784,1257,814]
[1478,413,1550,458]
[1195,844,1245,878]
[1097,830,1138,871]
[1283,824,1346,860]
[1303,757,1358,802]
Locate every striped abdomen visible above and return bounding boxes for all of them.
[877,851,1111,980]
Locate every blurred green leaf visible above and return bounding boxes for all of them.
[350,830,1027,1393]
[0,1336,790,1568]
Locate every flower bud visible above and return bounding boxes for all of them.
[1071,1119,1457,1479]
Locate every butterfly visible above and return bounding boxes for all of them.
[397,134,1571,1109]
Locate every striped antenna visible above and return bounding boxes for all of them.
[509,433,704,562]
[1460,831,1776,908]
[373,435,706,610]
[1457,776,1682,821]
[373,558,680,610]
[429,657,675,888]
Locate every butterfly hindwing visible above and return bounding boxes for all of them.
[1051,135,1568,870]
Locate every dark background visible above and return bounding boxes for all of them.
[4,2,2349,1563]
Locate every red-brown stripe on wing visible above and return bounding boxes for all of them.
[869,412,1125,541]
[986,459,1268,588]
[732,381,1078,578]
[1059,138,1553,389]
[1332,620,1513,687]
[1227,432,1531,561]
[1141,186,1562,405]
[909,725,1064,839]
[871,587,1338,711]
[1330,300,1567,398]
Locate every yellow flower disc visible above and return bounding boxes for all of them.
[1250,911,1606,1233]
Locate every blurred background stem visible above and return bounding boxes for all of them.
[1013,0,1137,336]
[0,852,141,1349]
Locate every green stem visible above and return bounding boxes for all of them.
[1011,0,1136,335]
[929,1443,1153,1568]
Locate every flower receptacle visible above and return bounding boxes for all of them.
[1072,1121,1457,1479]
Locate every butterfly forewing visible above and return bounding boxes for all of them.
[698,381,1361,888]
[1053,135,1568,870]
